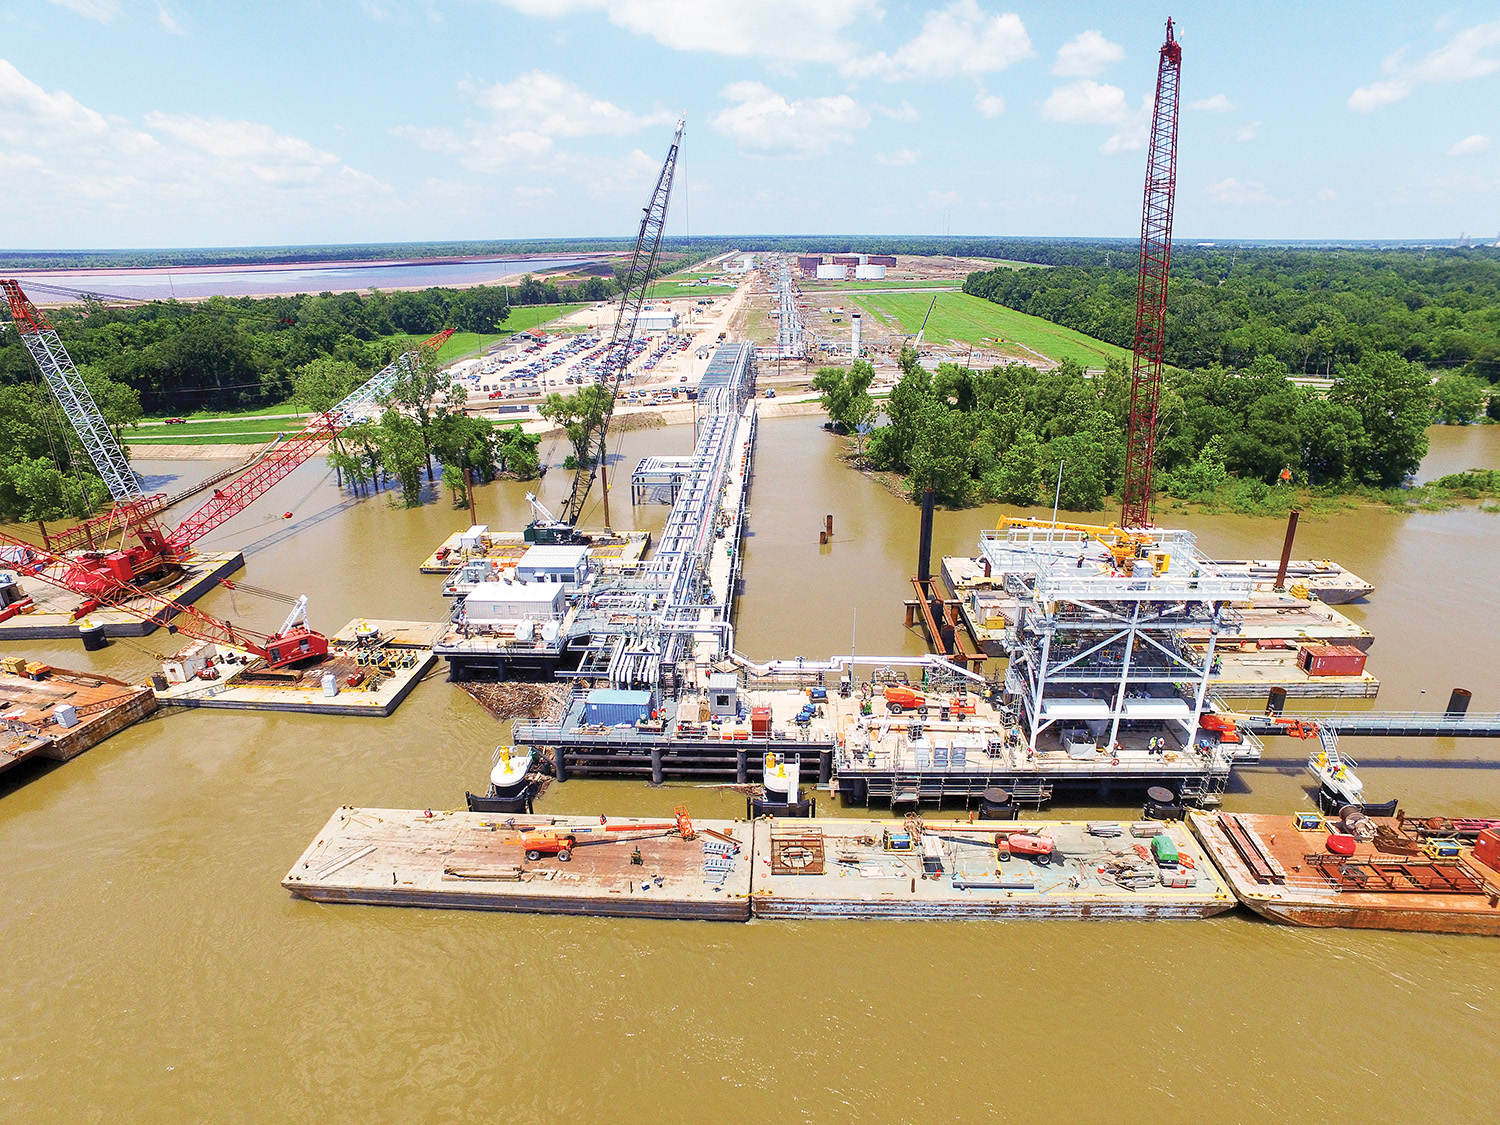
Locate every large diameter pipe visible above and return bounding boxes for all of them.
[1447,688,1473,717]
[1274,509,1300,591]
[917,489,935,582]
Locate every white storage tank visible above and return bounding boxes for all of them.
[854,263,886,280]
[815,263,847,280]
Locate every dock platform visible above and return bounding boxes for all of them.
[153,619,439,717]
[418,530,648,574]
[0,552,244,640]
[283,808,752,920]
[750,817,1235,919]
[0,667,157,777]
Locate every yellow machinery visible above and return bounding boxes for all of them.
[997,517,1160,568]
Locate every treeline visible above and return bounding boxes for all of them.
[821,347,1435,510]
[0,286,523,415]
[964,247,1500,380]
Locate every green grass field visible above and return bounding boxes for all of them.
[125,415,297,446]
[647,281,740,297]
[803,278,961,291]
[850,291,1129,370]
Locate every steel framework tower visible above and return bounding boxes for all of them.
[562,117,684,527]
[1120,19,1182,530]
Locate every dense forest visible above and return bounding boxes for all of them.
[964,248,1500,379]
[819,344,1442,512]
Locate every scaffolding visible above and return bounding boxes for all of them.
[982,525,1252,764]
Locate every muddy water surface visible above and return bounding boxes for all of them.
[2,420,1498,1122]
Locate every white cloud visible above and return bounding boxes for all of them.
[465,71,672,138]
[1348,77,1411,113]
[1190,94,1236,113]
[1316,187,1338,201]
[1349,20,1500,111]
[47,0,120,21]
[876,148,919,167]
[876,101,920,124]
[851,1,1032,80]
[1448,134,1491,156]
[1053,30,1123,78]
[1041,79,1148,152]
[1206,177,1275,206]
[1236,121,1260,143]
[974,89,1005,118]
[157,6,185,34]
[491,0,879,65]
[0,60,393,241]
[710,81,869,156]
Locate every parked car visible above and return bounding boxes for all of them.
[163,417,188,424]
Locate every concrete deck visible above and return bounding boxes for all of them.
[418,530,648,574]
[284,809,752,920]
[0,552,244,640]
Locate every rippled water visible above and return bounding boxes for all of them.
[1,421,1497,1121]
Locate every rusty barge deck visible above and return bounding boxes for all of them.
[1189,811,1500,936]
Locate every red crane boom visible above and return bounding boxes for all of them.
[1120,18,1182,531]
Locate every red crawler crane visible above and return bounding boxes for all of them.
[0,278,454,651]
[1120,18,1182,531]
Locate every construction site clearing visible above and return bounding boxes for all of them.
[417,527,648,574]
[0,552,243,640]
[282,808,1232,922]
[150,619,441,717]
[0,665,157,776]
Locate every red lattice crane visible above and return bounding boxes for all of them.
[1120,18,1182,530]
[1,278,454,653]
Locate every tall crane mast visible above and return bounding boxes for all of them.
[1120,18,1182,531]
[0,279,143,503]
[561,117,684,527]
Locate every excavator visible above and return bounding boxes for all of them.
[506,805,697,862]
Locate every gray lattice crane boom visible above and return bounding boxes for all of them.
[1,279,144,502]
[561,117,685,527]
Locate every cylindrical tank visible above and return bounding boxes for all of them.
[1447,688,1473,716]
[1266,686,1288,716]
[977,787,1016,820]
[79,622,108,651]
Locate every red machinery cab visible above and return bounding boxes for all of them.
[265,628,329,668]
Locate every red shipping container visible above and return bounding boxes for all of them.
[750,706,771,737]
[1474,828,1500,872]
[1297,644,1367,677]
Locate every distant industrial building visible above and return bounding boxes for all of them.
[725,254,756,273]
[831,255,861,267]
[866,255,897,267]
[797,255,822,278]
[636,307,678,333]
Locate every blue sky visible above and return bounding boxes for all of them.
[1,1,1498,248]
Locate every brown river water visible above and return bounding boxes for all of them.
[2,419,1498,1122]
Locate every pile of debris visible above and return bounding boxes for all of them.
[459,681,567,722]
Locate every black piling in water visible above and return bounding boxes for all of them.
[650,746,664,786]
[554,746,569,783]
[818,750,833,786]
[1274,509,1301,591]
[917,488,935,582]
[1447,688,1473,717]
[736,748,748,785]
[1266,686,1288,716]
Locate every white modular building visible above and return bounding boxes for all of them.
[516,545,590,588]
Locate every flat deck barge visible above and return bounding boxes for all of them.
[0,551,243,640]
[1190,811,1500,936]
[750,817,1235,919]
[153,619,439,717]
[0,666,157,777]
[283,808,752,920]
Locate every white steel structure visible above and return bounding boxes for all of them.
[981,525,1252,763]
